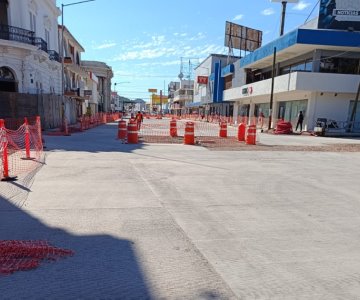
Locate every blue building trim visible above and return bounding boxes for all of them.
[212,61,224,103]
[240,29,360,68]
[221,64,234,77]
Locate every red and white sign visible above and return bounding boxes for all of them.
[197,76,208,85]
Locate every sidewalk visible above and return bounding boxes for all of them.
[2,122,360,299]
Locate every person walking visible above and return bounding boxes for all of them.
[295,111,304,132]
[135,111,143,130]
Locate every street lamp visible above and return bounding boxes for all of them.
[61,0,95,96]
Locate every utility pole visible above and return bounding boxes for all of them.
[268,47,277,130]
[160,90,163,116]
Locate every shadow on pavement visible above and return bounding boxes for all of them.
[0,194,153,299]
[43,123,147,153]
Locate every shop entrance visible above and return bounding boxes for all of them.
[278,99,308,123]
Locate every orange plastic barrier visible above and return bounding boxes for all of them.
[184,122,195,145]
[246,125,256,145]
[63,118,70,136]
[219,121,227,138]
[170,119,177,137]
[238,123,246,141]
[0,240,74,275]
[127,121,138,144]
[118,120,127,139]
[0,117,44,181]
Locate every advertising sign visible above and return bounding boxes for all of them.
[197,76,208,84]
[225,21,262,52]
[151,94,168,105]
[318,0,360,30]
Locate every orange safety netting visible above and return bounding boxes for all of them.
[0,240,74,275]
[0,117,44,181]
[137,119,249,146]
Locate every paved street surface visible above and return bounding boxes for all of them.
[1,121,360,299]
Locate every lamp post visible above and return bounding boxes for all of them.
[61,0,95,97]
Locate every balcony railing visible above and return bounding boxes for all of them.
[48,50,60,62]
[33,37,48,52]
[0,24,48,54]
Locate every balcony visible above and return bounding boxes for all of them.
[223,72,360,101]
[47,50,60,62]
[0,24,48,53]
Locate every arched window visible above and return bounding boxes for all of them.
[0,66,17,92]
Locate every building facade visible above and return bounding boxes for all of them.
[0,0,61,94]
[223,19,360,131]
[193,54,240,117]
[81,61,113,113]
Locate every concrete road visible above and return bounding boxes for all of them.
[1,122,360,299]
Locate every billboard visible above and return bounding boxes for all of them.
[225,21,262,52]
[151,94,168,105]
[318,0,360,31]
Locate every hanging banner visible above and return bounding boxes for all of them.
[318,0,360,30]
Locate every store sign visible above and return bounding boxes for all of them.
[318,0,360,30]
[84,90,92,96]
[242,86,253,95]
[197,76,208,84]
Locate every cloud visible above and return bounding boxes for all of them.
[233,14,244,21]
[261,8,275,16]
[93,42,117,50]
[292,1,311,11]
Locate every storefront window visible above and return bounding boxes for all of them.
[320,57,360,74]
[278,99,308,123]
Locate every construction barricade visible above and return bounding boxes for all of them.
[246,125,257,145]
[219,121,227,138]
[127,120,138,144]
[184,122,195,145]
[117,120,127,140]
[238,123,246,141]
[170,119,177,137]
[0,116,44,182]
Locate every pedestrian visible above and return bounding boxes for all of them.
[135,111,143,130]
[295,111,304,132]
[258,112,265,129]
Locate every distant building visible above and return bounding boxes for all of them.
[193,54,240,117]
[81,61,113,113]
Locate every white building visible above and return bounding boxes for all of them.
[0,0,62,94]
[193,54,240,117]
[81,61,113,113]
[222,3,360,132]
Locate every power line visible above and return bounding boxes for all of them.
[304,0,320,24]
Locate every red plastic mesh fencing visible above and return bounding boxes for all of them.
[0,240,74,275]
[0,117,44,180]
[138,119,253,147]
[275,120,293,134]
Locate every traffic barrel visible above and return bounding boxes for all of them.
[118,120,127,139]
[184,122,195,145]
[238,123,246,142]
[246,125,256,145]
[219,121,227,138]
[170,119,177,137]
[127,120,138,144]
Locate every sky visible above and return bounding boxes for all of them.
[57,0,321,102]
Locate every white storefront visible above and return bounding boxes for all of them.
[224,18,360,131]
